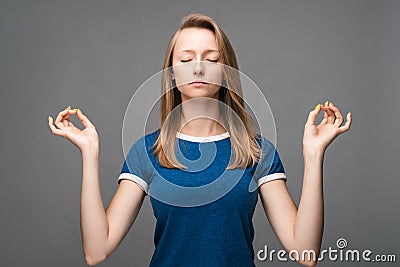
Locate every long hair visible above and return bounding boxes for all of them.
[151,13,262,170]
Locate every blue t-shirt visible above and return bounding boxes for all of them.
[118,129,286,267]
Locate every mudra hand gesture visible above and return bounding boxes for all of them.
[303,100,352,156]
[48,106,99,153]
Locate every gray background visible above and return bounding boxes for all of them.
[1,0,399,266]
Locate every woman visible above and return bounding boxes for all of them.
[48,13,352,266]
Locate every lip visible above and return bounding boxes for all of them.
[189,80,209,86]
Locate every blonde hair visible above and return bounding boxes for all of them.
[151,13,262,170]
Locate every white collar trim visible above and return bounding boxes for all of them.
[176,131,230,142]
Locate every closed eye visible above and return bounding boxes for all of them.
[180,59,219,63]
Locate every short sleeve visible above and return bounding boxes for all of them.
[118,137,153,194]
[253,136,287,187]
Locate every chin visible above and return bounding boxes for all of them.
[182,90,220,99]
[181,94,219,101]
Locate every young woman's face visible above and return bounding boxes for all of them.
[171,28,223,102]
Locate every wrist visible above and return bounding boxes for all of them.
[81,145,99,157]
[303,148,325,162]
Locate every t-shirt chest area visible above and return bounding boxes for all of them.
[148,140,258,214]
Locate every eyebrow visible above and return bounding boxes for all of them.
[179,49,220,54]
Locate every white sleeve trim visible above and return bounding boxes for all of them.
[118,173,149,194]
[257,172,287,187]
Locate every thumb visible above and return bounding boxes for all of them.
[305,104,321,127]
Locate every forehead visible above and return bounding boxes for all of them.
[174,28,218,52]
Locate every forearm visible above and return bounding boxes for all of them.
[80,148,109,263]
[294,151,324,261]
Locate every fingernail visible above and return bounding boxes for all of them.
[48,115,51,122]
[77,109,82,114]
[329,101,334,107]
[314,104,321,110]
[72,108,79,112]
[67,105,71,110]
[348,112,352,116]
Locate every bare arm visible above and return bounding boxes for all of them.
[48,107,146,265]
[81,148,145,265]
[259,154,323,267]
[259,101,352,267]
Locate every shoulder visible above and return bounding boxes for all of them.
[124,130,160,170]
[254,133,275,150]
[132,129,160,150]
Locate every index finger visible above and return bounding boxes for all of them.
[72,109,95,128]
[55,107,70,125]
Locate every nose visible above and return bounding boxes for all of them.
[193,60,205,76]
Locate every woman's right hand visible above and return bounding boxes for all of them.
[48,106,99,153]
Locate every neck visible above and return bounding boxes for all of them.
[179,97,226,137]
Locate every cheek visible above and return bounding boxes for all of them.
[172,65,193,85]
[209,72,223,85]
[204,64,223,85]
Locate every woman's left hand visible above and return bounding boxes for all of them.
[303,100,352,156]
